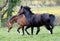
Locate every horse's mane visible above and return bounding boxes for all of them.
[23,6,34,15]
[8,15,17,21]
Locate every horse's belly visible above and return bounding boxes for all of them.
[31,22,43,27]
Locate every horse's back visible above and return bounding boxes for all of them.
[28,14,43,27]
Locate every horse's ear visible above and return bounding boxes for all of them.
[29,8,31,9]
[21,5,23,8]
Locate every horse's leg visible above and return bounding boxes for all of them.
[22,27,24,35]
[47,19,54,34]
[49,26,53,34]
[50,23,54,34]
[36,27,40,35]
[49,27,53,34]
[45,25,53,34]
[50,22,54,29]
[17,25,21,33]
[25,26,30,35]
[7,23,12,32]
[31,27,34,35]
[17,27,21,33]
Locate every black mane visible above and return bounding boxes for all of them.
[23,6,34,15]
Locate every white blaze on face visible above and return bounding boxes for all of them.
[8,22,11,26]
[48,30,50,34]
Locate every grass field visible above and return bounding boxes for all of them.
[0,26,60,41]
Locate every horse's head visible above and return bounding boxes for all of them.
[19,5,34,15]
[6,21,12,32]
[7,15,17,32]
[19,6,25,15]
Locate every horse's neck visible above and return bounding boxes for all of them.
[24,10,33,19]
[10,17,17,23]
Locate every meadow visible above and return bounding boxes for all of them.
[1,6,60,41]
[0,26,60,41]
[0,0,60,41]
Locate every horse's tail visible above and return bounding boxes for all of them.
[49,14,55,29]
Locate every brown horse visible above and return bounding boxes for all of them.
[7,14,26,35]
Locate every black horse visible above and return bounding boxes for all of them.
[19,6,55,35]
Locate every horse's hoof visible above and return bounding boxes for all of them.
[28,34,30,35]
[31,33,33,35]
[31,34,33,35]
[51,33,53,34]
[17,30,20,33]
[36,33,38,35]
[18,32,20,34]
[22,34,25,35]
[8,31,10,32]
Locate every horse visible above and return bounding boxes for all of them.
[7,14,26,35]
[19,6,55,35]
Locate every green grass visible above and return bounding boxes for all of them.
[0,26,60,41]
